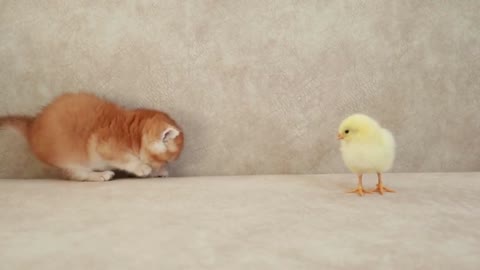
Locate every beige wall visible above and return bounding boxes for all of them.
[0,1,479,178]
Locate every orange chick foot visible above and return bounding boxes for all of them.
[370,184,395,195]
[347,186,371,196]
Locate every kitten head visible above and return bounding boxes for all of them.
[140,114,184,169]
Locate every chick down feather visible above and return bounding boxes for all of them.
[338,114,396,174]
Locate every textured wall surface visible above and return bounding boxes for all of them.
[0,0,479,178]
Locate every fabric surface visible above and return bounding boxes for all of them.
[0,173,479,269]
[1,1,480,178]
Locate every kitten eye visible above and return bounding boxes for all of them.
[345,129,349,134]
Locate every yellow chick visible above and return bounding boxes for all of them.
[337,114,396,196]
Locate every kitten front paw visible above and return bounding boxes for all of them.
[150,167,169,177]
[131,164,152,177]
[87,171,115,182]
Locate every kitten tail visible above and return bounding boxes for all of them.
[0,115,34,137]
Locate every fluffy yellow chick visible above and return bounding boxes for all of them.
[337,114,396,196]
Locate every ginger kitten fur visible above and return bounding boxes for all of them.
[0,92,184,181]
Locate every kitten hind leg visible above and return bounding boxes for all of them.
[63,167,115,182]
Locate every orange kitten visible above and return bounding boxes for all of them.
[0,92,184,181]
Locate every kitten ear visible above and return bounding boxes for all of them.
[161,127,180,142]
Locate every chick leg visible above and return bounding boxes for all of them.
[347,174,370,196]
[371,173,395,195]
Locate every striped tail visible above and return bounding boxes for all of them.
[0,115,34,138]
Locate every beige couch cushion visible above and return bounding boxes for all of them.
[1,173,479,269]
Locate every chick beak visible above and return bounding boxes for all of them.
[337,133,344,140]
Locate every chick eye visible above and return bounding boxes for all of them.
[345,129,349,134]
